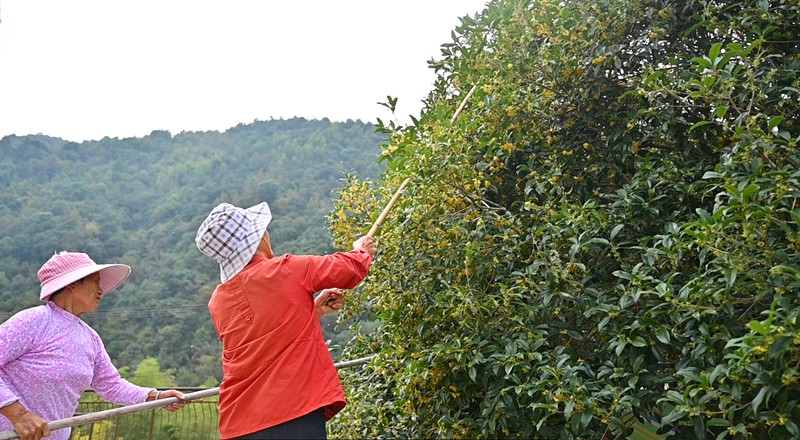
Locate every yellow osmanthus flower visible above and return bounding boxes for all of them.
[449,384,460,398]
[537,24,551,36]
[506,106,517,117]
[583,142,590,149]
[632,141,641,155]
[592,56,607,65]
[381,144,399,157]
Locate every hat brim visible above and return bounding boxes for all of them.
[40,263,131,301]
[218,202,272,283]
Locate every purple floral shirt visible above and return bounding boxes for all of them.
[0,303,152,439]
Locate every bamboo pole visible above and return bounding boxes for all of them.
[450,84,478,124]
[0,356,376,440]
[367,177,412,238]
[333,355,375,369]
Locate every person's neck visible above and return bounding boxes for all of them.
[254,248,274,259]
[52,297,84,318]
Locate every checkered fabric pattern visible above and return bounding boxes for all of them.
[37,251,131,301]
[195,202,272,283]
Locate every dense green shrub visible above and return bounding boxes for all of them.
[329,0,799,438]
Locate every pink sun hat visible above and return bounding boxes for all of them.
[37,251,132,302]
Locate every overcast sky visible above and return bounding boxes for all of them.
[0,1,487,142]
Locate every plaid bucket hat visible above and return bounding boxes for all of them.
[195,202,272,283]
[38,251,131,302]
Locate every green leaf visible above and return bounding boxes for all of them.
[693,416,706,439]
[724,268,737,288]
[696,208,713,222]
[751,386,768,412]
[709,42,723,62]
[615,340,628,356]
[660,408,686,425]
[768,116,784,131]
[689,120,713,131]
[691,56,712,69]
[580,409,593,428]
[747,320,769,336]
[655,327,671,344]
[769,336,793,357]
[564,398,574,419]
[610,224,624,240]
[613,270,632,281]
[709,364,725,384]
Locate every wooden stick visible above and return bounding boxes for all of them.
[334,355,375,369]
[367,177,412,238]
[0,356,377,439]
[450,84,478,124]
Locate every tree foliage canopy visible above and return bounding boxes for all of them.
[330,0,800,438]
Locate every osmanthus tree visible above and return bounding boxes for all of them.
[328,0,799,438]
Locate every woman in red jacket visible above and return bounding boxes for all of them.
[195,201,376,440]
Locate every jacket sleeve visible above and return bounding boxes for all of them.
[291,249,373,293]
[0,310,38,408]
[89,330,153,405]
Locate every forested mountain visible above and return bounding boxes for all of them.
[0,118,385,386]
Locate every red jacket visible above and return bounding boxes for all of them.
[208,250,372,439]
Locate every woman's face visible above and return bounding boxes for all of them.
[68,273,103,316]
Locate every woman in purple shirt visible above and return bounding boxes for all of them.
[0,252,186,440]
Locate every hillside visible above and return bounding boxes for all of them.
[0,117,385,386]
